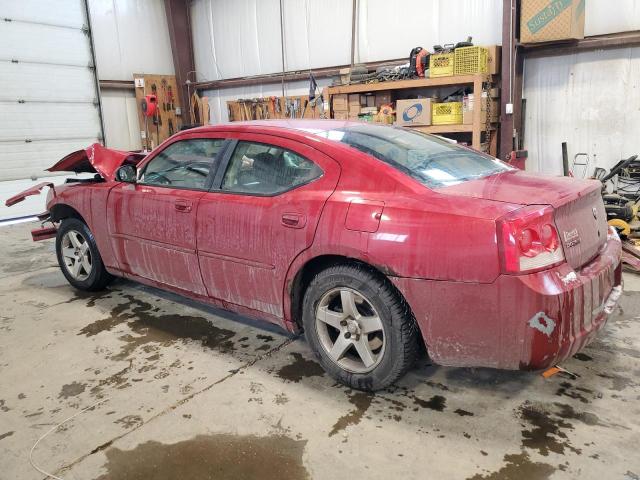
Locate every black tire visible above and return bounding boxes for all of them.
[55,218,113,291]
[302,263,419,391]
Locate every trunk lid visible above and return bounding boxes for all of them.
[438,170,608,270]
[48,143,146,182]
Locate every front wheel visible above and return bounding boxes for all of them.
[302,264,419,391]
[56,218,113,291]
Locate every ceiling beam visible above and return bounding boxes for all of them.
[193,59,406,91]
[520,30,640,58]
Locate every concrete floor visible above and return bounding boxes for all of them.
[1,222,639,480]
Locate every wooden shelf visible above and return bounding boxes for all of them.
[408,124,473,134]
[325,74,492,95]
[407,124,496,134]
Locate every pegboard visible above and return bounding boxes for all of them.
[133,74,183,150]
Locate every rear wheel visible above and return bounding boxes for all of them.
[56,218,113,291]
[302,264,419,391]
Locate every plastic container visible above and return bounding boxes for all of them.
[429,53,455,77]
[454,46,489,75]
[432,102,463,125]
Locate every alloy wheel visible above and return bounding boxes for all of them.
[315,287,385,373]
[61,230,92,281]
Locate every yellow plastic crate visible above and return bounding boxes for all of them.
[454,46,488,75]
[432,102,463,125]
[429,53,455,78]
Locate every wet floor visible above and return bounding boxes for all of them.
[0,222,639,480]
[95,434,309,480]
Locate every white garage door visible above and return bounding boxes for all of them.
[0,0,102,220]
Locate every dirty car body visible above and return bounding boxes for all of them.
[6,120,623,388]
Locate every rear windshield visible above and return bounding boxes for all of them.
[312,124,512,188]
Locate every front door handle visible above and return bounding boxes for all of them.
[175,199,193,212]
[281,213,306,229]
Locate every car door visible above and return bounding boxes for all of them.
[107,137,227,295]
[197,134,340,321]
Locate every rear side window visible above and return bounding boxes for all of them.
[314,124,512,188]
[140,138,225,190]
[222,141,322,195]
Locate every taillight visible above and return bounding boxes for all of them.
[497,206,565,274]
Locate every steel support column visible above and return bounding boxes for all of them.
[164,0,195,122]
[499,0,518,160]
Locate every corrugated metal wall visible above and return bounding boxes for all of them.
[523,1,640,175]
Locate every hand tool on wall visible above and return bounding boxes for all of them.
[161,78,168,111]
[167,86,174,111]
[141,94,157,151]
[151,83,162,128]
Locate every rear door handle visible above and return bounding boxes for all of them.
[281,213,306,229]
[175,199,193,212]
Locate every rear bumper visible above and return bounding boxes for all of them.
[391,229,623,370]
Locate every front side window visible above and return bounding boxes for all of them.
[313,124,512,188]
[140,138,225,189]
[221,141,322,195]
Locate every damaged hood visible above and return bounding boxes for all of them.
[436,170,601,208]
[47,143,146,182]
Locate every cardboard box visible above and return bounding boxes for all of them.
[333,111,349,120]
[395,99,432,126]
[375,91,391,107]
[463,93,499,125]
[332,94,348,111]
[520,0,585,44]
[486,45,501,75]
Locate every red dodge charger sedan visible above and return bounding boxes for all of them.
[6,120,623,390]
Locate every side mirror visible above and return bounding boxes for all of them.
[116,165,137,183]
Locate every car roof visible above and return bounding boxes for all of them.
[176,120,376,159]
[183,119,363,136]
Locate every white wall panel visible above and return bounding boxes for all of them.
[100,89,143,151]
[585,0,640,36]
[282,0,352,71]
[191,0,502,122]
[523,47,640,176]
[191,0,283,80]
[192,0,502,82]
[88,0,174,80]
[357,0,502,63]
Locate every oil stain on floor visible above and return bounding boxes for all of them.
[95,434,309,480]
[276,352,325,382]
[467,452,556,480]
[329,390,373,436]
[78,292,237,360]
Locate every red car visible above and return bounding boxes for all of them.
[6,120,623,391]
